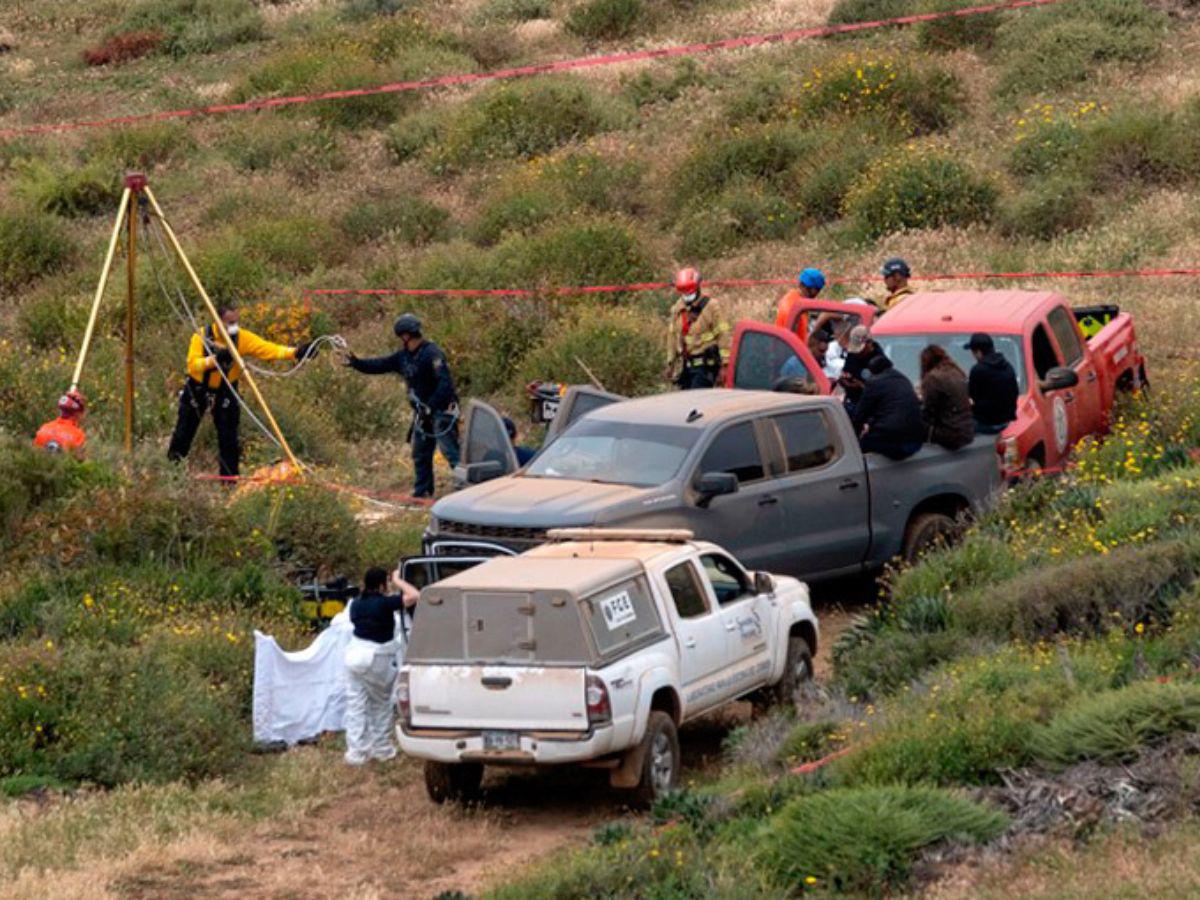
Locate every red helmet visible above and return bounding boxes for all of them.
[674,267,701,295]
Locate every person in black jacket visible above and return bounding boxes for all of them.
[853,355,925,460]
[837,324,887,416]
[344,314,460,498]
[964,333,1019,435]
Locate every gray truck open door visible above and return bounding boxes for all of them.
[545,385,625,442]
[454,399,519,486]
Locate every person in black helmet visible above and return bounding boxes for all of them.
[343,314,460,498]
[880,258,913,312]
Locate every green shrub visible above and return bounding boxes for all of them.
[385,111,440,163]
[1009,118,1089,177]
[566,0,647,40]
[828,0,914,24]
[194,235,273,302]
[474,153,644,244]
[760,786,1007,894]
[119,0,265,57]
[222,119,344,180]
[429,78,622,172]
[1081,105,1198,188]
[518,305,663,397]
[957,538,1200,642]
[794,131,883,223]
[843,148,997,240]
[677,185,797,258]
[0,440,105,550]
[0,211,73,292]
[917,0,1000,51]
[622,59,703,108]
[472,184,564,245]
[1001,176,1094,239]
[14,160,121,218]
[86,123,195,169]
[475,0,552,22]
[1031,680,1200,767]
[996,0,1167,96]
[835,628,977,699]
[239,215,347,274]
[340,196,451,246]
[0,638,250,787]
[801,54,965,135]
[232,484,359,577]
[17,292,89,351]
[671,124,818,208]
[341,0,412,21]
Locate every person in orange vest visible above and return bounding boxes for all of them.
[167,301,318,478]
[881,258,914,311]
[34,390,88,453]
[665,268,730,390]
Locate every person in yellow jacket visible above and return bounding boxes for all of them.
[665,268,730,390]
[881,257,914,312]
[167,302,318,477]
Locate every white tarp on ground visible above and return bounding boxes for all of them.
[252,605,407,746]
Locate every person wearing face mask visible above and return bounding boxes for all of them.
[343,313,460,499]
[665,267,730,390]
[168,301,317,478]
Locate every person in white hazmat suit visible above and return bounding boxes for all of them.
[343,566,418,765]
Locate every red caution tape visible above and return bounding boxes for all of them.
[0,0,1063,139]
[304,267,1200,300]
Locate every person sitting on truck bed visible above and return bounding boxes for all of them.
[964,333,1019,435]
[853,355,925,460]
[919,345,975,451]
[838,324,886,415]
[344,567,418,766]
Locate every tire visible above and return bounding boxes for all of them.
[901,512,956,565]
[767,635,814,710]
[632,712,681,806]
[424,760,483,804]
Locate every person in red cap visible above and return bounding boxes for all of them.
[664,268,730,390]
[34,390,88,452]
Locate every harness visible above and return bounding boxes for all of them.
[680,297,722,373]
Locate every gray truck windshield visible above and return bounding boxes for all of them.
[875,333,1026,393]
[525,420,696,487]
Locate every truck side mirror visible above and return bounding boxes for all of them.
[695,471,738,508]
[753,571,775,595]
[456,460,504,486]
[1042,366,1079,392]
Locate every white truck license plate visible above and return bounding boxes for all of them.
[482,730,519,751]
[540,399,560,422]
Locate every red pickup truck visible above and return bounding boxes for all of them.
[725,290,1146,475]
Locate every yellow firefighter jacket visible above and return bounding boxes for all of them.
[666,296,731,379]
[186,327,296,389]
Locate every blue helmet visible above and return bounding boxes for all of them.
[798,268,826,291]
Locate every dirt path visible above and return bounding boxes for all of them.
[107,604,856,900]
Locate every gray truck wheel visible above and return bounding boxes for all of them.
[901,512,956,565]
[768,636,814,709]
[633,712,681,805]
[424,760,483,804]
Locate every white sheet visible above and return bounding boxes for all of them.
[252,604,407,746]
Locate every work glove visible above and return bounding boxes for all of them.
[214,348,235,372]
[295,340,321,360]
[341,351,359,368]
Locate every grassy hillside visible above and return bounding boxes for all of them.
[3,0,1200,895]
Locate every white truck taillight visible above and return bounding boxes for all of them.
[396,670,411,727]
[585,674,611,727]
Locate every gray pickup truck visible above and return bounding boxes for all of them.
[426,390,1002,581]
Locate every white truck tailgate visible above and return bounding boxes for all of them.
[409,665,589,731]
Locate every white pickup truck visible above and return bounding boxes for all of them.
[396,528,819,804]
